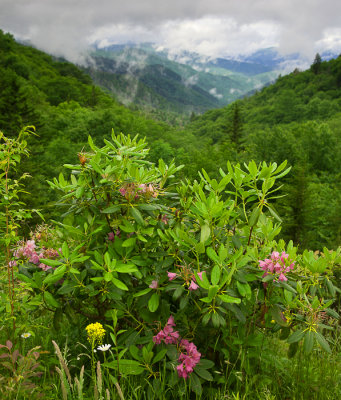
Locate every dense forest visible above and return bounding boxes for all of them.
[0,29,340,250]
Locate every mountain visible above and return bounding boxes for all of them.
[85,44,279,114]
[85,54,223,114]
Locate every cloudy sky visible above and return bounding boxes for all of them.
[1,0,341,64]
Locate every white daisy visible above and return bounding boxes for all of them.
[21,332,31,339]
[97,344,111,352]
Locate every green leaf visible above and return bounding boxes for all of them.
[249,207,261,227]
[279,281,297,294]
[287,330,304,344]
[129,345,141,361]
[267,205,282,222]
[133,288,152,297]
[211,265,221,286]
[102,205,121,214]
[208,285,219,300]
[148,293,160,312]
[198,359,215,369]
[152,349,168,364]
[62,242,69,259]
[200,297,213,303]
[190,373,202,396]
[303,331,314,354]
[325,279,336,297]
[122,237,137,248]
[103,359,145,375]
[314,332,331,353]
[211,312,221,327]
[131,207,145,226]
[262,274,275,283]
[138,204,159,211]
[44,292,60,308]
[200,223,210,243]
[112,278,129,291]
[236,281,246,297]
[115,264,138,273]
[218,294,241,304]
[194,272,210,290]
[39,258,62,267]
[43,273,65,286]
[104,272,112,282]
[206,247,220,264]
[16,274,37,287]
[194,367,213,381]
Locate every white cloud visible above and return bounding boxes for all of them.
[1,0,341,63]
[184,75,199,86]
[209,88,223,99]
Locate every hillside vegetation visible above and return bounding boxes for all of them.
[1,30,341,400]
[0,29,340,250]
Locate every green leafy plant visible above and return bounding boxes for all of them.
[0,339,43,399]
[13,131,340,395]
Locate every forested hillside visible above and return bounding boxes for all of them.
[0,29,340,250]
[0,30,207,211]
[185,55,341,249]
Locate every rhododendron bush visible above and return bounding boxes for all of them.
[9,131,340,394]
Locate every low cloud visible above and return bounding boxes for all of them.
[209,88,223,99]
[1,0,341,64]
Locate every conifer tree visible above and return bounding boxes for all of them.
[231,102,243,146]
[311,53,322,74]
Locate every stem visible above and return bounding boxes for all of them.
[4,143,15,331]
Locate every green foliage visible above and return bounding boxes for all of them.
[9,132,340,397]
[0,340,44,399]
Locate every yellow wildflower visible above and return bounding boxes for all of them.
[86,322,105,345]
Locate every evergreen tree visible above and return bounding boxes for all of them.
[231,102,243,146]
[311,53,322,74]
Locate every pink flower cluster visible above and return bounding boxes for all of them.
[119,183,158,201]
[153,316,179,345]
[153,316,201,379]
[13,239,59,271]
[177,339,201,379]
[259,251,295,282]
[167,270,204,291]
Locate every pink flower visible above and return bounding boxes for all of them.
[167,272,177,281]
[149,280,159,289]
[161,215,169,225]
[39,263,52,271]
[153,315,179,345]
[29,252,40,265]
[177,339,201,379]
[108,232,115,241]
[259,250,295,283]
[9,260,17,267]
[197,271,204,280]
[119,187,126,196]
[188,281,199,291]
[153,331,165,345]
[138,184,147,192]
[177,364,188,379]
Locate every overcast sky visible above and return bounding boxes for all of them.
[1,0,341,64]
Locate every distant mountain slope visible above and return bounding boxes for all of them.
[85,55,222,113]
[86,44,279,114]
